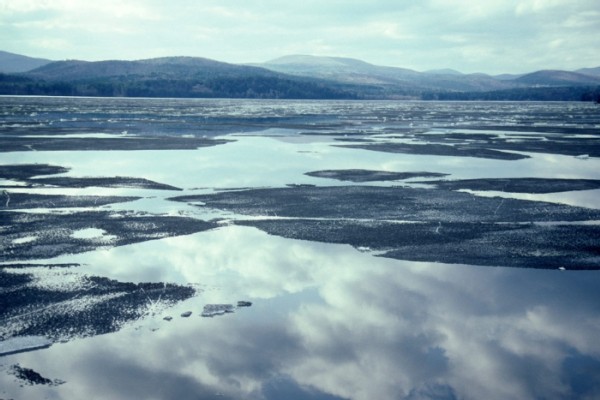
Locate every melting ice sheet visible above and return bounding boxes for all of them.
[2,226,600,400]
[2,98,600,400]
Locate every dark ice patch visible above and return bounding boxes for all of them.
[479,138,600,158]
[8,364,64,386]
[412,130,600,158]
[439,126,600,135]
[337,143,529,160]
[0,210,217,261]
[3,263,80,269]
[419,178,600,194]
[237,219,600,269]
[173,185,600,269]
[0,164,181,190]
[0,267,196,343]
[305,169,449,182]
[27,176,182,191]
[1,192,139,209]
[0,164,69,180]
[337,129,600,160]
[0,136,229,152]
[172,185,600,223]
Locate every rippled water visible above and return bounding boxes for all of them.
[1,97,600,399]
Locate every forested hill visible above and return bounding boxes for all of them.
[0,57,360,99]
[0,52,599,101]
[0,50,51,73]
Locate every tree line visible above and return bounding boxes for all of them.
[0,73,359,99]
[1,73,599,102]
[422,86,600,102]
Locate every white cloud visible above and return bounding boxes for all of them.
[563,10,600,28]
[514,0,568,15]
[0,0,599,72]
[1,0,160,19]
[0,0,51,13]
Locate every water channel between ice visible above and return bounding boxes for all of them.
[3,133,600,209]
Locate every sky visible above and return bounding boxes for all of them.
[1,0,599,74]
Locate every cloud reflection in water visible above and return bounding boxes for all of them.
[6,226,599,399]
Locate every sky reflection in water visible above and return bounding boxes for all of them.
[3,226,600,400]
[3,135,600,223]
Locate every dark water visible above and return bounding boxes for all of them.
[1,97,600,399]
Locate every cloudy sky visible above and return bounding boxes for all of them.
[1,0,599,74]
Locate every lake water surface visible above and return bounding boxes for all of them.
[1,97,600,399]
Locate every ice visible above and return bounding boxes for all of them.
[0,336,52,357]
[70,228,108,239]
[12,236,38,245]
[0,179,28,187]
[201,304,235,317]
[70,228,117,242]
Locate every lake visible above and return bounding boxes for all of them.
[1,96,600,399]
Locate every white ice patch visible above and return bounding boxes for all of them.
[71,228,106,239]
[12,236,38,245]
[0,336,52,357]
[70,228,116,242]
[0,179,28,187]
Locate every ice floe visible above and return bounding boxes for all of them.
[201,304,235,317]
[0,336,52,357]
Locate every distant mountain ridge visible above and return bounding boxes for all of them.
[423,69,463,76]
[260,55,421,86]
[0,50,51,73]
[515,70,600,86]
[257,54,600,92]
[576,66,600,78]
[1,50,599,101]
[1,53,360,99]
[26,56,275,81]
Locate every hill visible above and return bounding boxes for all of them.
[0,50,52,73]
[263,55,419,83]
[576,67,600,78]
[2,56,360,99]
[258,55,518,93]
[1,51,599,101]
[423,68,463,75]
[27,56,273,81]
[515,70,600,86]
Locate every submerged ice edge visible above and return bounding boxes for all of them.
[0,336,53,357]
[457,188,600,210]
